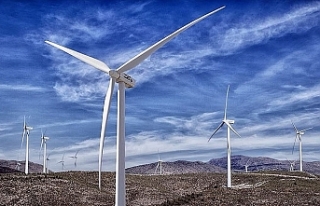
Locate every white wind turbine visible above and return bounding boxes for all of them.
[45,6,225,205]
[287,159,296,172]
[40,130,49,173]
[22,116,33,175]
[46,154,50,173]
[291,120,312,172]
[70,150,79,168]
[244,158,251,173]
[58,154,65,170]
[208,85,241,188]
[15,162,21,171]
[154,154,163,175]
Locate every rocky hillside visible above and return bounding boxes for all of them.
[126,160,226,174]
[126,155,320,175]
[208,155,320,174]
[0,160,43,173]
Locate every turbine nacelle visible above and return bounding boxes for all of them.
[116,72,136,88]
[108,70,135,88]
[224,119,234,124]
[25,126,33,131]
[42,136,50,140]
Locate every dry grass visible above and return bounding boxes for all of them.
[0,171,319,205]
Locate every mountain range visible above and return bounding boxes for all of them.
[1,155,320,175]
[126,155,320,175]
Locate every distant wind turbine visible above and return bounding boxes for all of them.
[45,5,225,205]
[244,158,251,173]
[70,150,79,168]
[291,120,312,172]
[154,153,163,175]
[58,154,65,170]
[15,162,21,171]
[46,154,50,173]
[287,159,296,172]
[40,130,49,174]
[22,116,33,175]
[208,85,241,188]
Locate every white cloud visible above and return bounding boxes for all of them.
[210,2,320,54]
[268,84,320,108]
[0,84,46,92]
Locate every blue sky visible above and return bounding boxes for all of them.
[1,0,320,172]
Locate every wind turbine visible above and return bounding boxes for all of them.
[244,158,251,173]
[22,116,33,175]
[46,154,50,173]
[154,154,163,175]
[40,130,49,173]
[45,6,225,205]
[208,85,241,188]
[58,154,65,170]
[287,159,296,172]
[15,162,21,171]
[291,120,312,172]
[70,150,79,168]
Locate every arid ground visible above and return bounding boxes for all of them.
[1,171,320,205]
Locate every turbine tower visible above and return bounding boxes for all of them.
[291,120,312,172]
[40,130,49,173]
[22,116,33,175]
[45,6,225,206]
[208,85,241,188]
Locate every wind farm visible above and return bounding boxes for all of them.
[1,0,320,205]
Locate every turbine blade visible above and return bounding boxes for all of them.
[292,135,298,154]
[99,78,116,190]
[224,121,242,138]
[208,121,224,142]
[224,85,230,120]
[21,116,26,149]
[22,115,25,128]
[45,41,111,74]
[40,139,43,151]
[245,158,250,166]
[39,139,44,160]
[301,127,312,132]
[116,6,225,74]
[21,130,25,149]
[291,120,299,132]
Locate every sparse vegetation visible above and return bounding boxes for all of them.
[1,171,320,205]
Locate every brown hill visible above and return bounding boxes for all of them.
[0,160,43,174]
[125,155,320,175]
[208,155,320,174]
[126,160,226,174]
